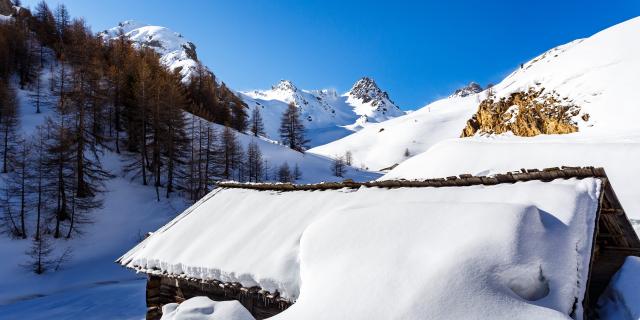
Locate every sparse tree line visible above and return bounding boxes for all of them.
[0,1,309,274]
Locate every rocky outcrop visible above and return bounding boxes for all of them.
[349,77,393,105]
[461,88,586,137]
[346,77,404,121]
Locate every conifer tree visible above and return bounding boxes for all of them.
[33,1,56,47]
[161,74,189,198]
[279,102,308,152]
[249,107,265,137]
[216,126,243,180]
[54,4,70,45]
[25,234,53,274]
[278,162,292,183]
[29,40,46,114]
[32,127,49,241]
[345,151,353,166]
[246,140,263,182]
[8,137,32,239]
[293,163,302,182]
[124,50,154,185]
[0,80,18,173]
[263,159,270,182]
[332,156,346,178]
[44,111,74,238]
[230,100,248,133]
[184,114,200,201]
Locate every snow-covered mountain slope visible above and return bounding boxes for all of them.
[309,94,481,170]
[345,77,405,124]
[99,20,405,147]
[462,17,640,137]
[0,53,380,318]
[312,16,640,171]
[202,118,381,184]
[241,77,404,147]
[99,20,199,82]
[380,17,640,221]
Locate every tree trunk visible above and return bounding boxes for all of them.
[20,160,26,238]
[2,124,8,173]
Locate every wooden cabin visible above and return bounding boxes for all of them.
[118,166,640,320]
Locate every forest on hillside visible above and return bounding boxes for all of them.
[0,1,314,275]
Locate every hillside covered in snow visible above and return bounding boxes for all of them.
[311,16,640,173]
[241,77,405,147]
[99,20,199,82]
[0,5,380,319]
[100,20,407,148]
[379,17,640,217]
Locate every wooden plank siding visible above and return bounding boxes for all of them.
[145,275,291,320]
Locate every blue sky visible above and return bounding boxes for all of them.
[22,0,640,109]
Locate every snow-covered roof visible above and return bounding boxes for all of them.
[118,167,639,319]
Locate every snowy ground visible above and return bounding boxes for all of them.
[309,93,480,170]
[0,151,188,318]
[0,279,146,320]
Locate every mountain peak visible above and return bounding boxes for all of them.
[353,76,377,87]
[348,77,392,104]
[272,80,298,92]
[346,77,404,122]
[449,82,483,98]
[100,21,199,82]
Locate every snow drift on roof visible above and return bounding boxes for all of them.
[119,178,601,319]
[160,296,254,320]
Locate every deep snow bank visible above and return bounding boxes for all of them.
[597,256,640,320]
[160,297,254,320]
[120,178,600,319]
